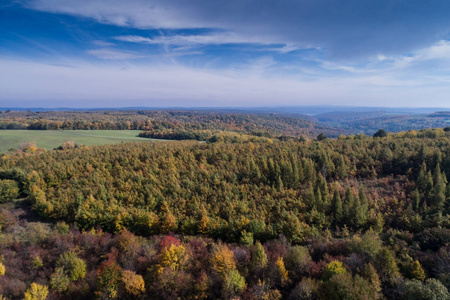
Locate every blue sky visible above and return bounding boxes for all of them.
[1,0,450,108]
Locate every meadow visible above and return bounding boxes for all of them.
[0,130,158,153]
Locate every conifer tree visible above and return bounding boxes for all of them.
[331,190,343,225]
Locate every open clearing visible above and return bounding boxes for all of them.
[0,130,160,153]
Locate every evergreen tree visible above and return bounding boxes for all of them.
[431,164,446,210]
[331,190,343,225]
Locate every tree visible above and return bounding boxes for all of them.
[56,251,86,281]
[322,260,347,280]
[284,246,311,280]
[331,189,343,225]
[121,270,145,297]
[409,260,426,281]
[431,164,446,210]
[222,269,246,299]
[159,201,177,233]
[156,243,186,274]
[251,241,268,272]
[0,179,19,203]
[96,260,123,299]
[210,244,236,278]
[24,283,49,300]
[399,279,449,300]
[49,267,70,293]
[373,129,388,138]
[275,257,289,286]
[317,133,327,141]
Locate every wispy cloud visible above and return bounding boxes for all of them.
[25,0,450,58]
[86,48,144,60]
[2,57,450,108]
[114,33,303,54]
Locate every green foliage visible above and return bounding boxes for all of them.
[373,129,388,138]
[284,246,311,280]
[240,230,254,246]
[349,230,382,258]
[399,279,450,300]
[32,256,43,269]
[49,267,70,293]
[321,273,382,300]
[223,269,246,299]
[376,248,401,283]
[56,251,86,281]
[251,241,268,271]
[0,179,19,202]
[55,221,70,234]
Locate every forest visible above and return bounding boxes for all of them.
[1,111,450,299]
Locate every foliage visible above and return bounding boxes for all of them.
[0,179,19,202]
[155,243,186,274]
[398,279,450,300]
[49,267,70,293]
[56,251,87,281]
[121,270,145,297]
[210,244,236,278]
[23,283,49,300]
[96,260,123,299]
[322,260,347,280]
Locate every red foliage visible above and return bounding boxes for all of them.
[307,260,327,279]
[158,235,181,251]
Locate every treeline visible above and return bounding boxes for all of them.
[0,110,344,138]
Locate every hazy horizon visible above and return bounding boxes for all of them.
[2,1,450,108]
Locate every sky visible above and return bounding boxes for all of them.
[1,0,450,108]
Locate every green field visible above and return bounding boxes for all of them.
[0,130,160,153]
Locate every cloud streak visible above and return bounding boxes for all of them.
[1,57,450,108]
[25,0,450,58]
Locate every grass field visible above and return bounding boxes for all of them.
[0,130,161,153]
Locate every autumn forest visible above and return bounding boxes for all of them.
[1,110,450,299]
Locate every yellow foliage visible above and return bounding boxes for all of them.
[24,283,49,300]
[275,257,288,284]
[156,244,186,274]
[160,202,177,233]
[122,270,145,296]
[410,260,426,281]
[198,214,210,234]
[0,262,5,276]
[323,260,347,280]
[210,244,236,277]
